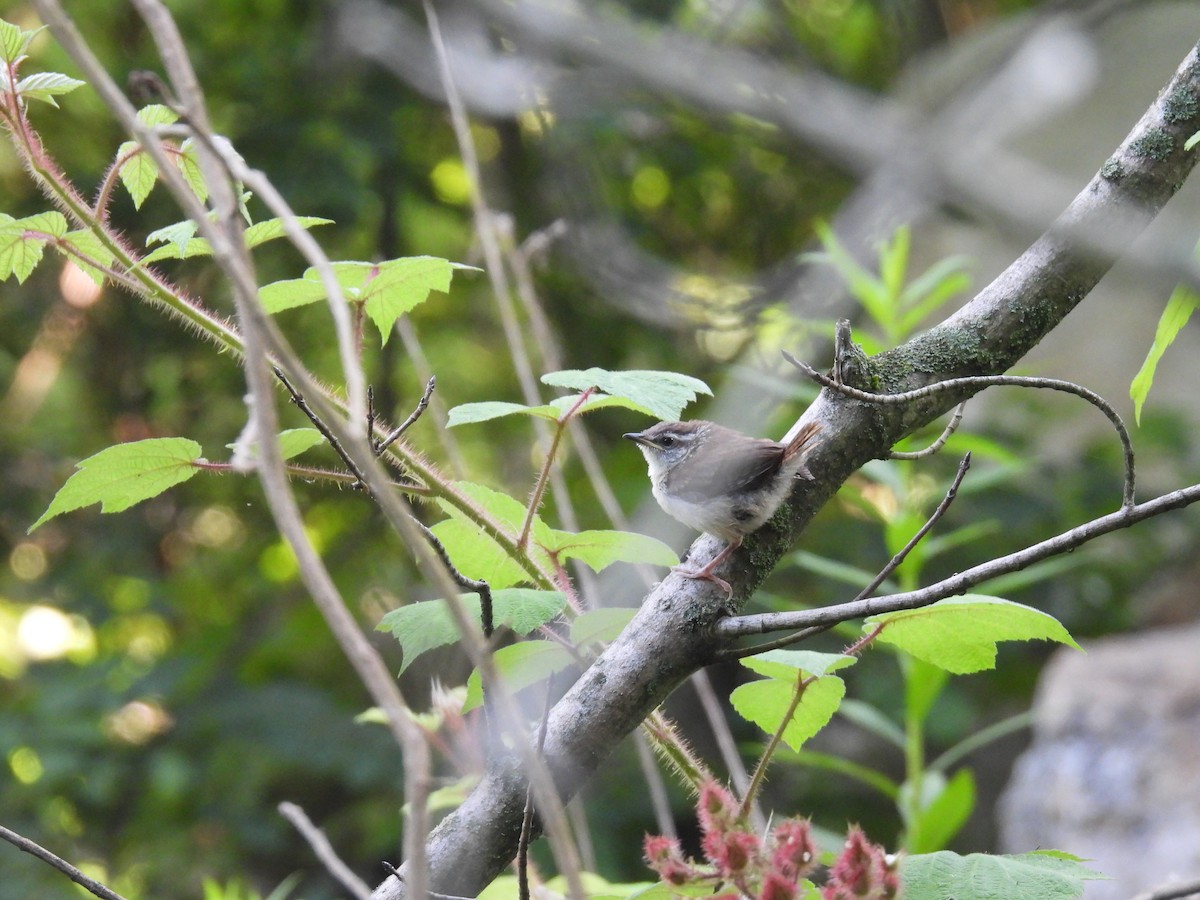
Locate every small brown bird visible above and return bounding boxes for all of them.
[624,420,822,596]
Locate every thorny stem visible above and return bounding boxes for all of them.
[1,69,556,590]
[738,672,815,821]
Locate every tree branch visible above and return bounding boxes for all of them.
[373,41,1200,899]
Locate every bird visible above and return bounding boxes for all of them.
[624,419,821,596]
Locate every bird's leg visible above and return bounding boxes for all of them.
[675,536,742,599]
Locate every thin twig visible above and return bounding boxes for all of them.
[784,350,1136,508]
[716,481,1200,641]
[278,802,372,900]
[717,453,971,661]
[889,402,966,460]
[377,376,437,456]
[853,452,972,602]
[0,824,129,900]
[738,672,814,820]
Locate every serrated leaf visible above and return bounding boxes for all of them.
[446,394,639,428]
[447,401,559,428]
[0,20,27,62]
[867,596,1080,674]
[540,528,678,572]
[29,438,203,531]
[16,71,86,107]
[570,607,637,648]
[62,229,116,286]
[730,674,846,751]
[0,211,68,283]
[740,648,857,681]
[541,369,711,422]
[428,519,529,589]
[0,21,43,64]
[900,850,1108,900]
[377,589,566,672]
[146,220,199,258]
[257,276,327,312]
[176,138,208,203]
[118,141,158,210]
[1131,283,1200,424]
[243,216,333,248]
[463,640,576,712]
[136,104,179,127]
[360,257,463,344]
[257,255,460,329]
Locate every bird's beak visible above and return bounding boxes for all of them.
[623,431,651,447]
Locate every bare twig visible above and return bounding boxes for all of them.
[716,452,972,661]
[377,376,437,456]
[784,351,1136,509]
[889,403,966,460]
[0,824,129,900]
[854,452,972,602]
[278,802,372,900]
[717,481,1200,640]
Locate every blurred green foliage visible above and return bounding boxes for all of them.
[2,0,1195,897]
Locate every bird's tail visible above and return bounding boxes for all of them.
[783,421,822,478]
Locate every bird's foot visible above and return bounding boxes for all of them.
[674,564,733,601]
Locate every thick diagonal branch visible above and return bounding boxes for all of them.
[373,42,1200,900]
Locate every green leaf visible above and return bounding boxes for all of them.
[1130,283,1200,424]
[540,528,678,572]
[427,519,529,589]
[447,401,560,428]
[0,19,27,62]
[570,607,637,648]
[243,216,333,248]
[145,216,333,264]
[447,394,643,427]
[541,369,711,422]
[377,589,566,672]
[117,141,159,210]
[732,650,856,750]
[29,438,203,531]
[463,640,576,712]
[740,648,857,681]
[0,21,43,63]
[176,138,209,203]
[730,675,846,752]
[115,106,182,209]
[900,850,1107,900]
[62,229,116,286]
[257,256,465,337]
[225,428,326,462]
[0,211,69,283]
[16,71,86,107]
[903,657,949,727]
[136,103,180,128]
[903,767,975,853]
[146,220,200,258]
[361,256,461,343]
[868,596,1080,674]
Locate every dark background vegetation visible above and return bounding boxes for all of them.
[2,1,1198,897]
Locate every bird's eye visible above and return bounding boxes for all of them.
[659,435,675,447]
